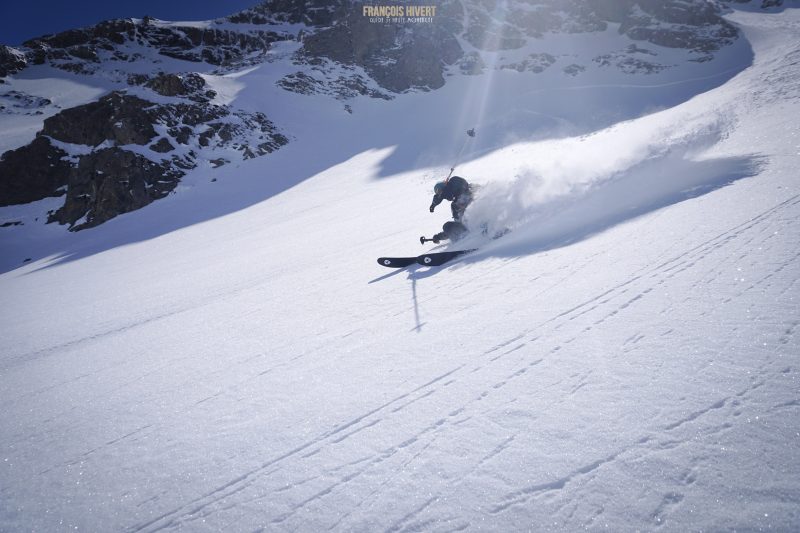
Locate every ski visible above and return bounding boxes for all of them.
[377,249,476,268]
[377,256,417,268]
[416,249,476,266]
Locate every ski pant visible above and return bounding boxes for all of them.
[451,192,472,222]
[434,221,468,242]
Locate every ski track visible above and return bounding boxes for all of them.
[119,190,800,532]
[2,183,795,531]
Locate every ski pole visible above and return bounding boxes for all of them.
[445,128,475,184]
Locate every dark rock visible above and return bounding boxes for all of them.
[127,73,149,86]
[563,63,586,76]
[145,73,214,102]
[23,17,292,70]
[0,137,71,206]
[301,8,463,92]
[0,90,52,115]
[464,9,527,50]
[502,53,556,73]
[49,147,181,230]
[0,46,27,78]
[170,126,194,145]
[227,0,344,26]
[276,70,392,99]
[150,138,175,153]
[69,46,98,61]
[276,72,324,95]
[41,92,158,146]
[594,52,671,74]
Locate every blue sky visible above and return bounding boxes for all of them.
[1,0,260,45]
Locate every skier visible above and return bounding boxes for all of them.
[425,176,474,243]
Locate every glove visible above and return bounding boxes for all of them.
[433,236,440,244]
[429,204,436,213]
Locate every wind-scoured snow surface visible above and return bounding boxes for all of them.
[2,6,800,532]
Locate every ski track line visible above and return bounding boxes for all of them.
[539,193,800,336]
[489,448,628,515]
[139,336,548,531]
[400,193,799,480]
[126,366,465,532]
[1,272,283,375]
[384,496,439,533]
[36,424,154,475]
[487,366,793,522]
[266,409,464,528]
[323,436,441,531]
[129,194,798,531]
[264,343,599,529]
[393,194,800,521]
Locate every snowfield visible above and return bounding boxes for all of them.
[1,5,799,532]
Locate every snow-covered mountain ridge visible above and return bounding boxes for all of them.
[0,0,771,234]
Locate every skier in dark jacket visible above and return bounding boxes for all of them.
[426,176,474,243]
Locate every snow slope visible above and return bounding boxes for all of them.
[1,5,799,532]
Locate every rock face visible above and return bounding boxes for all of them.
[264,0,741,94]
[0,1,750,87]
[20,18,291,73]
[0,88,288,230]
[48,148,181,230]
[42,92,158,146]
[300,5,464,93]
[0,46,26,79]
[0,137,70,206]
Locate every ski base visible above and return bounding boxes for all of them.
[377,257,417,268]
[417,249,476,266]
[377,249,476,268]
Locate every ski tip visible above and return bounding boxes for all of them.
[416,249,478,267]
[377,257,416,268]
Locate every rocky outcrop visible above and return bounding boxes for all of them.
[276,70,392,100]
[0,88,287,230]
[0,46,26,79]
[620,1,738,52]
[502,53,557,73]
[593,45,671,74]
[300,9,464,93]
[457,0,738,53]
[42,92,158,146]
[21,17,293,73]
[227,0,345,26]
[6,1,744,94]
[0,90,52,115]
[721,0,783,9]
[48,148,181,230]
[145,73,216,102]
[0,137,71,206]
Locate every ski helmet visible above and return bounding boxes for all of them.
[434,181,446,195]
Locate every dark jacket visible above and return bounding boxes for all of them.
[430,176,471,207]
[430,176,473,221]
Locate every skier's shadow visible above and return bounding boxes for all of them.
[368,264,447,333]
[367,262,448,284]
